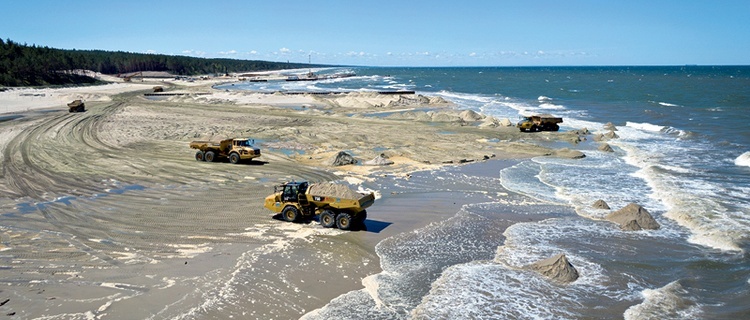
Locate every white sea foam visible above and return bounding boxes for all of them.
[735,152,750,167]
[538,95,552,102]
[620,143,749,252]
[626,121,666,132]
[658,102,682,107]
[624,281,702,319]
[538,102,566,110]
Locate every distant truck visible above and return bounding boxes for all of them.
[517,114,563,132]
[189,138,261,164]
[263,181,375,230]
[67,100,85,112]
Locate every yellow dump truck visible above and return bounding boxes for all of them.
[67,100,85,112]
[517,114,563,132]
[189,138,261,164]
[263,181,375,230]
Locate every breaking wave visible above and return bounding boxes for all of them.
[735,152,750,167]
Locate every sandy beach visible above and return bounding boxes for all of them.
[0,75,586,319]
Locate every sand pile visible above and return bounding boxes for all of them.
[598,143,614,152]
[327,151,358,166]
[553,148,586,159]
[459,109,484,122]
[499,118,513,127]
[592,199,610,209]
[606,203,660,231]
[527,253,579,284]
[604,131,619,139]
[307,182,362,199]
[363,154,394,166]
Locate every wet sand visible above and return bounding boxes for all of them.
[0,79,582,318]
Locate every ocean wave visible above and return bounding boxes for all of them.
[538,102,566,110]
[624,281,702,319]
[735,152,750,167]
[631,160,748,252]
[538,95,552,102]
[658,102,682,107]
[626,121,666,132]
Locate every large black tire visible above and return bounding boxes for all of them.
[282,206,300,222]
[551,124,560,131]
[319,210,336,228]
[205,151,216,162]
[195,150,205,161]
[531,125,539,132]
[355,211,368,224]
[229,152,241,164]
[336,213,352,230]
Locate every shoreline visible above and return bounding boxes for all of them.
[0,78,589,318]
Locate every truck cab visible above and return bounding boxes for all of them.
[278,181,308,203]
[517,116,534,131]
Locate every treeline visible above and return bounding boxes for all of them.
[0,39,315,87]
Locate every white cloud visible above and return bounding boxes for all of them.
[469,52,477,57]
[182,49,206,57]
[248,50,258,55]
[279,47,291,54]
[145,49,157,54]
[218,50,238,56]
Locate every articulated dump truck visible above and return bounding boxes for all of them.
[190,138,261,164]
[517,114,563,132]
[263,181,375,230]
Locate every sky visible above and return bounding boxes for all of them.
[2,0,748,67]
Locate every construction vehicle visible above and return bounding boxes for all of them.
[517,114,563,132]
[263,181,375,230]
[190,138,261,164]
[122,72,143,82]
[67,100,85,112]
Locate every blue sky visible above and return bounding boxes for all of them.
[2,0,748,66]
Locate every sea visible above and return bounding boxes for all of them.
[217,66,750,319]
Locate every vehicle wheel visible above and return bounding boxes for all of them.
[552,124,560,131]
[205,151,216,162]
[336,213,352,230]
[282,206,300,222]
[320,210,336,228]
[531,125,538,132]
[195,151,205,161]
[229,153,240,164]
[355,211,367,224]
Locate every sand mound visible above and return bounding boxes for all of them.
[459,109,484,122]
[553,148,586,159]
[606,203,660,231]
[604,122,618,131]
[527,253,579,284]
[478,116,499,128]
[604,131,619,139]
[499,118,513,127]
[363,154,394,166]
[431,112,461,122]
[307,182,362,199]
[592,199,610,209]
[386,95,430,108]
[327,151,358,166]
[598,143,614,152]
[428,96,450,104]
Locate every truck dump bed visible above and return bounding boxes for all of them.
[305,182,375,211]
[189,140,229,150]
